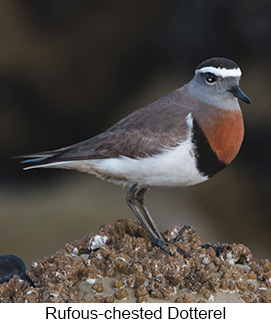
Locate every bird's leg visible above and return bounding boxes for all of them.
[126,184,172,256]
[127,185,190,257]
[171,224,191,243]
[135,187,166,243]
[136,188,191,257]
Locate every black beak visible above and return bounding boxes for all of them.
[228,86,252,104]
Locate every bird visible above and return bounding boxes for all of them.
[19,57,251,256]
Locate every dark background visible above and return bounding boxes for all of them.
[0,0,270,267]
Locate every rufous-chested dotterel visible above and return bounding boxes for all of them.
[19,57,251,256]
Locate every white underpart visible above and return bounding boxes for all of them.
[196,66,242,78]
[24,113,208,187]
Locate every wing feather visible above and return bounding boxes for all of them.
[19,87,192,168]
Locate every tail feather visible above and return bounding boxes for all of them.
[15,148,67,170]
[15,136,102,170]
[18,155,58,170]
[14,147,66,160]
[20,157,48,164]
[22,160,73,171]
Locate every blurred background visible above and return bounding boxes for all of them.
[0,0,270,267]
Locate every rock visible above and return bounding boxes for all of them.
[0,219,270,303]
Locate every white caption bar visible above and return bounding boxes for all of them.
[1,303,270,322]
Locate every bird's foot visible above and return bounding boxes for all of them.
[162,224,191,257]
[150,237,173,256]
[173,244,191,258]
[201,242,231,257]
[148,225,191,257]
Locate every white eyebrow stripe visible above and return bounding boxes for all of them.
[195,66,242,78]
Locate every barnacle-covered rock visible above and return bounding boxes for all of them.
[0,219,270,303]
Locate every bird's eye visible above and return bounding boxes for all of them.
[205,73,217,84]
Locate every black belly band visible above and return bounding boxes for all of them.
[192,118,226,178]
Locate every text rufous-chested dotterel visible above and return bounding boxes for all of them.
[19,57,251,256]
